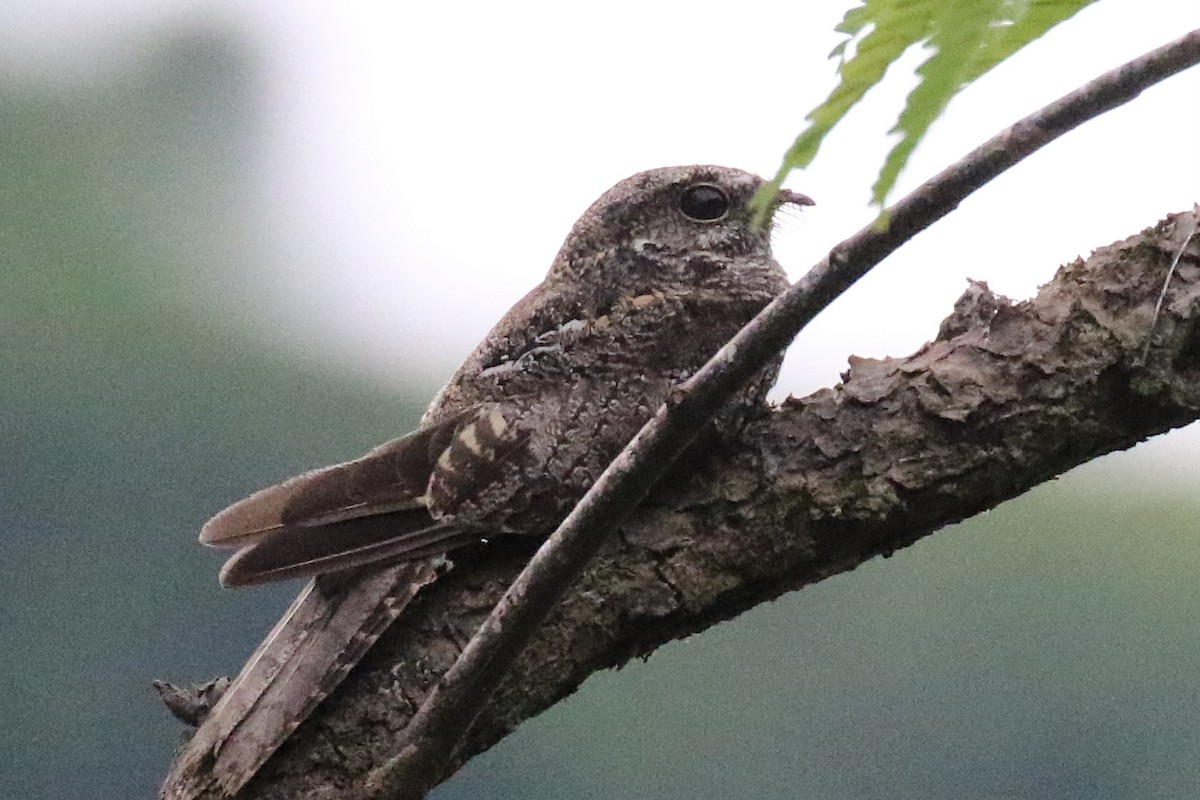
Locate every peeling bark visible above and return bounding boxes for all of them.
[167,213,1200,798]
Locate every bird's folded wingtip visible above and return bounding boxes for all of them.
[199,484,292,548]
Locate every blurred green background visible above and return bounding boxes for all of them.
[2,24,1197,800]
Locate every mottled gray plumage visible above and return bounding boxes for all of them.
[163,165,810,798]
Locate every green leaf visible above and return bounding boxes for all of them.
[754,0,1097,220]
[873,0,1004,205]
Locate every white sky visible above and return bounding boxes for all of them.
[5,0,1200,481]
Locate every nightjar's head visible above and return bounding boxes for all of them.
[547,165,812,301]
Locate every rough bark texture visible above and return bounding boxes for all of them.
[173,213,1200,799]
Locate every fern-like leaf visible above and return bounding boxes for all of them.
[753,0,1096,220]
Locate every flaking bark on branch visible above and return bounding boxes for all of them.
[201,213,1200,799]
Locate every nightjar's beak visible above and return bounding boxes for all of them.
[776,188,815,208]
[759,187,814,232]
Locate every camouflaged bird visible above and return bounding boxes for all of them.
[163,165,811,798]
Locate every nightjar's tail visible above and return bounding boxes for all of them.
[164,404,525,797]
[161,561,437,799]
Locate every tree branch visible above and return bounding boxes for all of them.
[208,209,1200,800]
[164,30,1200,800]
[363,28,1200,800]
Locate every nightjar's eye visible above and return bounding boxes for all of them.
[679,183,730,222]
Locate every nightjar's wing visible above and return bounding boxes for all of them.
[202,407,486,586]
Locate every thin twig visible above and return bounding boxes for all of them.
[1140,203,1200,364]
[366,29,1200,800]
